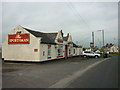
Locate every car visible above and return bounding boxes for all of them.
[95,50,101,53]
[81,51,100,58]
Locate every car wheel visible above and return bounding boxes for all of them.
[95,55,99,58]
[83,55,87,58]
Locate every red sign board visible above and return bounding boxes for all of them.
[58,39,63,43]
[8,33,30,44]
[90,42,94,48]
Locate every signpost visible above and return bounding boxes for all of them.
[90,42,94,48]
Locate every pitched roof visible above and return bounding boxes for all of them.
[107,44,113,48]
[102,43,114,48]
[23,27,57,45]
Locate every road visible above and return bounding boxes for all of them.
[66,55,118,88]
[2,55,118,88]
[0,51,2,89]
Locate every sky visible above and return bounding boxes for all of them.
[1,1,118,48]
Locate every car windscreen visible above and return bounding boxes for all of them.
[84,51,94,53]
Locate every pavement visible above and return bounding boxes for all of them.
[1,54,118,88]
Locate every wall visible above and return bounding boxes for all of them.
[2,26,40,62]
[40,44,58,61]
[2,26,83,62]
[62,45,65,58]
[77,48,83,55]
[68,44,73,57]
[110,46,119,53]
[72,47,83,56]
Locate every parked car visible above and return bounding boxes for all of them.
[81,51,100,58]
[95,50,101,53]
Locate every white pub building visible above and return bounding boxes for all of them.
[2,26,83,62]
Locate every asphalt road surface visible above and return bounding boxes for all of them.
[2,55,118,88]
[66,55,118,88]
[0,51,2,89]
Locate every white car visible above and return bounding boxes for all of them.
[82,51,100,58]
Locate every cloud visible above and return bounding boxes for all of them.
[2,2,118,47]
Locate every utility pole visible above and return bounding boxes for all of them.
[92,32,94,45]
[98,30,104,47]
[102,30,104,47]
[90,32,94,50]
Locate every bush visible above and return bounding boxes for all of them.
[101,53,108,58]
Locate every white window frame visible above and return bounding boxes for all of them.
[48,45,51,57]
[57,45,63,56]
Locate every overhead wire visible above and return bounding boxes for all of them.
[65,0,94,47]
[65,1,105,48]
[66,0,93,31]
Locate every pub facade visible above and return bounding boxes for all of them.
[2,25,83,62]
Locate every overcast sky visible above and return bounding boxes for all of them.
[1,1,118,48]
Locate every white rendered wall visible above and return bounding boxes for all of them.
[51,45,58,59]
[2,26,41,62]
[110,46,119,53]
[40,44,58,61]
[68,45,73,57]
[39,44,48,61]
[79,48,83,55]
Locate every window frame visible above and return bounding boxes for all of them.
[48,45,51,57]
[57,45,63,56]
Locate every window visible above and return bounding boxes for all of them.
[84,51,90,53]
[74,49,75,54]
[57,45,63,56]
[48,45,51,57]
[58,38,63,43]
[84,51,94,54]
[69,48,71,55]
[43,51,45,56]
[68,46,72,55]
[17,31,21,34]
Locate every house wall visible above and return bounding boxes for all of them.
[39,44,48,61]
[62,45,65,57]
[40,44,58,61]
[110,46,119,53]
[76,48,79,55]
[55,31,63,43]
[73,47,83,56]
[2,26,83,62]
[78,48,83,55]
[68,45,73,57]
[68,35,72,42]
[55,31,64,59]
[51,45,58,59]
[2,26,41,62]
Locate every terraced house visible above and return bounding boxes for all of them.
[2,25,83,62]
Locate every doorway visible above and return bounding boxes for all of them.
[65,45,68,59]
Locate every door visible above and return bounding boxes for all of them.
[65,45,68,59]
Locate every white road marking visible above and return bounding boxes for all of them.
[49,58,110,88]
